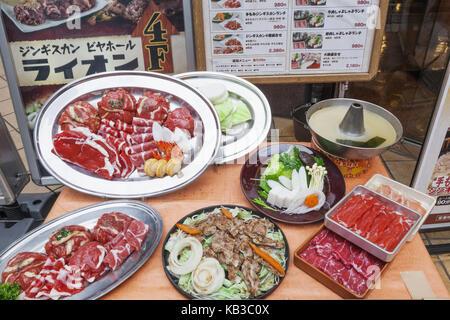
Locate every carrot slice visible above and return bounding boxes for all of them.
[220,207,233,219]
[176,223,201,235]
[248,241,285,276]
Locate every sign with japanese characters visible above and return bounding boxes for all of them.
[1,0,184,107]
[412,66,450,230]
[198,0,387,82]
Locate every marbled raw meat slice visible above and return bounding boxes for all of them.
[53,127,122,179]
[104,233,134,270]
[133,125,154,134]
[132,117,161,128]
[126,133,154,146]
[136,91,170,121]
[98,123,121,138]
[124,141,158,155]
[93,212,134,244]
[124,219,150,250]
[366,209,398,244]
[379,214,414,251]
[97,88,137,124]
[59,101,100,133]
[68,241,109,283]
[44,225,92,263]
[163,108,195,137]
[1,252,48,290]
[24,257,84,300]
[332,194,364,224]
[129,149,162,169]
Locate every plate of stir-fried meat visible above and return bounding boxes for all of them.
[162,205,289,299]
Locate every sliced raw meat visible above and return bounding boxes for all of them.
[163,108,195,137]
[2,252,48,290]
[300,229,385,296]
[124,219,150,251]
[132,117,161,127]
[127,133,154,145]
[118,151,135,178]
[124,141,158,155]
[101,118,134,134]
[105,135,127,154]
[52,127,123,180]
[24,257,84,300]
[136,91,170,121]
[97,88,137,123]
[129,149,162,168]
[133,125,154,134]
[104,233,134,270]
[93,212,134,244]
[68,241,109,283]
[44,225,92,262]
[58,101,100,133]
[98,123,121,138]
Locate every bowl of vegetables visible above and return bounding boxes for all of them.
[241,143,345,224]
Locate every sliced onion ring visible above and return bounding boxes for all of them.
[168,237,203,275]
[192,257,225,295]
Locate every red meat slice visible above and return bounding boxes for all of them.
[1,252,48,290]
[24,257,84,300]
[105,135,127,154]
[93,212,134,244]
[332,194,365,225]
[133,125,154,134]
[52,128,123,180]
[97,88,137,123]
[127,133,154,145]
[104,233,134,271]
[124,141,158,155]
[136,91,170,121]
[378,214,414,251]
[129,149,162,169]
[58,101,101,133]
[124,219,150,251]
[44,225,92,262]
[101,118,134,134]
[132,117,161,127]
[68,241,109,283]
[163,108,195,137]
[98,123,121,138]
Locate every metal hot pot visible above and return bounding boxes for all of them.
[303,98,403,160]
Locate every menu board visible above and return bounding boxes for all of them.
[196,0,388,83]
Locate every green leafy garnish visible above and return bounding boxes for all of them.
[55,228,71,241]
[279,147,303,171]
[0,282,21,300]
[252,197,276,211]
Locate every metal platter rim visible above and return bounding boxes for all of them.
[174,71,272,165]
[0,199,164,300]
[161,203,290,300]
[33,71,221,199]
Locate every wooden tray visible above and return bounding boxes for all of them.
[293,225,390,299]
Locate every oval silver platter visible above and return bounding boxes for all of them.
[0,200,163,300]
[34,71,221,198]
[175,71,272,164]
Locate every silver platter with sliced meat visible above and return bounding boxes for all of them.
[0,200,163,300]
[34,71,221,198]
[162,205,289,300]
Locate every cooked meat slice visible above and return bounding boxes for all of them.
[194,217,217,236]
[241,258,261,297]
[227,265,240,283]
[254,255,284,277]
[244,218,274,237]
[235,234,253,258]
[213,214,233,232]
[251,235,285,249]
[229,218,246,237]
[203,245,216,258]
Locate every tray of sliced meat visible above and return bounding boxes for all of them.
[0,200,163,300]
[162,205,289,300]
[34,71,221,198]
[324,185,422,262]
